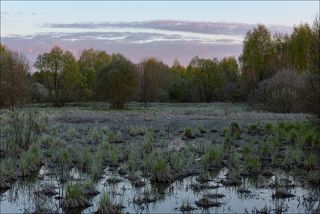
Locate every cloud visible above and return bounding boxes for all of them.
[43,20,292,36]
[2,31,242,68]
[2,20,292,69]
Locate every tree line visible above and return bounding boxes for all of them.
[0,17,319,117]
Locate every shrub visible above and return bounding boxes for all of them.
[301,71,320,120]
[248,70,304,113]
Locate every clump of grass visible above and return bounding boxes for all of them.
[248,124,259,135]
[241,144,251,159]
[89,127,102,144]
[286,130,297,143]
[148,152,173,183]
[7,111,40,155]
[151,158,167,174]
[243,155,261,173]
[184,128,193,138]
[308,171,320,185]
[141,137,153,154]
[167,149,193,173]
[19,143,41,175]
[265,123,273,134]
[1,158,16,179]
[65,183,84,199]
[230,122,241,139]
[108,130,123,143]
[97,192,123,214]
[198,126,207,134]
[90,151,104,181]
[261,142,271,158]
[129,126,147,136]
[63,182,92,209]
[127,148,140,172]
[98,191,112,209]
[99,141,118,166]
[304,154,317,170]
[284,147,303,164]
[203,145,223,168]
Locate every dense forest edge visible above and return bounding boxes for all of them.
[0,17,319,118]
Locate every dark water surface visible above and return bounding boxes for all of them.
[1,167,319,213]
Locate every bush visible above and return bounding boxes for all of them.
[301,71,320,120]
[248,70,304,113]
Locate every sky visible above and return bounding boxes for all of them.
[1,1,319,67]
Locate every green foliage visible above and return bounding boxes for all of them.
[0,44,29,109]
[139,58,170,107]
[187,56,224,102]
[240,25,275,96]
[95,53,138,109]
[34,46,81,106]
[289,24,314,72]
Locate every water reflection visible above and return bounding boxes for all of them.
[1,167,319,213]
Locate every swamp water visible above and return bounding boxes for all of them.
[1,167,319,213]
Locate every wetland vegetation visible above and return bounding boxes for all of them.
[0,103,319,213]
[1,10,319,214]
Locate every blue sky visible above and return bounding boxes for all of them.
[1,1,319,66]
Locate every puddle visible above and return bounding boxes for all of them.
[1,167,319,213]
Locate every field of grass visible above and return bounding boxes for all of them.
[0,102,319,213]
